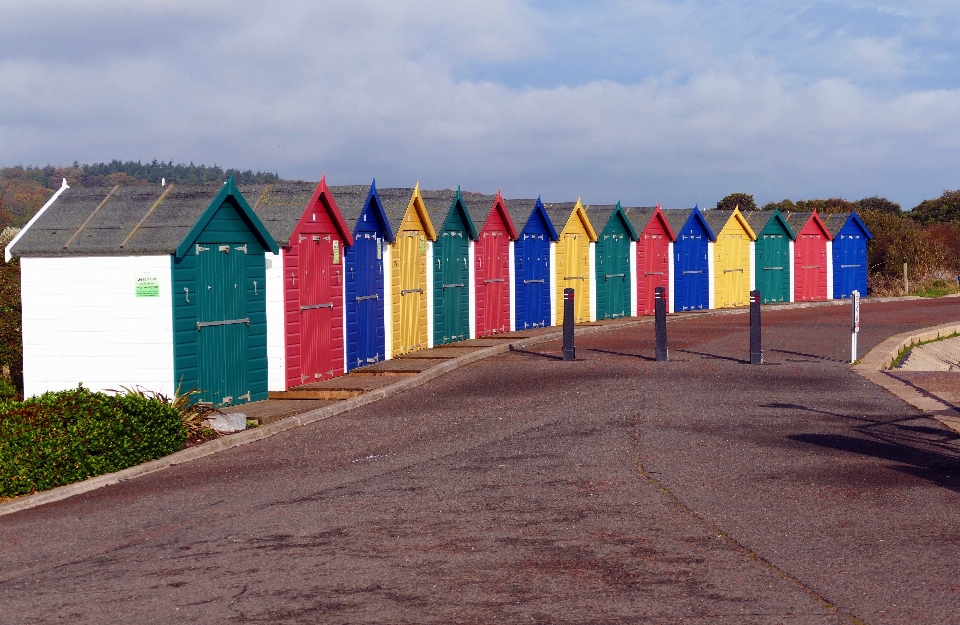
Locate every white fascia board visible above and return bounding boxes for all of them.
[549,241,557,326]
[468,240,476,339]
[5,178,69,263]
[707,241,715,310]
[749,240,756,293]
[588,241,597,322]
[826,240,834,299]
[383,243,392,360]
[789,240,796,302]
[426,240,434,348]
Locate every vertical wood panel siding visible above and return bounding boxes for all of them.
[21,255,174,398]
[345,201,386,371]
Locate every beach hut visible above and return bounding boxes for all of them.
[464,191,518,336]
[6,179,278,405]
[591,203,638,320]
[663,207,714,312]
[824,212,872,299]
[379,186,437,356]
[422,189,474,345]
[704,208,757,309]
[545,200,597,323]
[625,205,676,316]
[245,178,354,391]
[507,197,558,330]
[784,211,832,302]
[331,182,392,371]
[744,209,795,304]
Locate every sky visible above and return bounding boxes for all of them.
[1,1,959,209]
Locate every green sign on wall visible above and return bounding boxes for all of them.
[135,272,160,297]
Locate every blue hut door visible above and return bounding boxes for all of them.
[677,233,706,310]
[355,233,382,366]
[196,243,249,406]
[836,233,861,297]
[518,233,547,329]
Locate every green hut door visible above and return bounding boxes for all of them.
[196,243,249,406]
[601,234,629,318]
[757,233,788,303]
[439,231,468,343]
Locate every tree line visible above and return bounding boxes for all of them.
[0,160,281,228]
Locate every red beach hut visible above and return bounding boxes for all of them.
[463,191,519,336]
[626,205,676,315]
[247,176,354,390]
[784,211,832,302]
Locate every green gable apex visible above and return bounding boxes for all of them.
[175,177,278,258]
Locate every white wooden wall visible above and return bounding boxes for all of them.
[264,250,286,392]
[21,256,174,398]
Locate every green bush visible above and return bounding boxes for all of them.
[0,386,187,498]
[0,376,16,403]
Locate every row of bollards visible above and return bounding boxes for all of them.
[561,287,767,364]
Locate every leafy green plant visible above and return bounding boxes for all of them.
[0,376,17,403]
[0,385,187,497]
[112,384,221,440]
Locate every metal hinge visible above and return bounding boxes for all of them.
[222,396,233,405]
[484,278,505,283]
[300,302,334,311]
[238,391,250,402]
[236,244,247,253]
[356,294,379,301]
[197,318,250,330]
[401,288,423,295]
[196,245,210,253]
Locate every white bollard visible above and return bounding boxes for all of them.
[851,290,860,363]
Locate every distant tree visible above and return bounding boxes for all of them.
[795,198,857,214]
[760,199,797,212]
[909,189,960,225]
[857,196,901,214]
[716,192,757,211]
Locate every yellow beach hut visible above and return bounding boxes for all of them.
[378,185,438,357]
[544,199,598,324]
[704,207,757,309]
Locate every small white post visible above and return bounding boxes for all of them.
[851,289,860,363]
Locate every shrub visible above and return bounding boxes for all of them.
[0,386,187,498]
[0,227,21,395]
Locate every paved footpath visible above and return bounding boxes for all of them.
[3,299,960,624]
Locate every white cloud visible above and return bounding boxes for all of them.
[1,0,960,208]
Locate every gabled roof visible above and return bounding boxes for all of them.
[328,181,394,242]
[9,178,278,259]
[784,211,832,240]
[589,202,639,240]
[242,176,353,247]
[624,205,677,242]
[823,211,873,240]
[543,199,598,241]
[662,206,716,241]
[420,188,474,238]
[703,207,757,241]
[743,209,795,240]
[505,197,559,241]
[377,185,437,240]
[461,191,518,239]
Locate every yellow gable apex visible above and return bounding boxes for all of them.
[729,206,758,241]
[572,198,598,242]
[405,184,437,240]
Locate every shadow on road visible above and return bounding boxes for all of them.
[676,349,748,364]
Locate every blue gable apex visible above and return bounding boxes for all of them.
[526,197,560,241]
[363,180,395,243]
[686,205,716,241]
[845,211,873,240]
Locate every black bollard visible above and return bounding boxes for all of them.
[562,288,575,361]
[654,286,668,362]
[749,289,762,365]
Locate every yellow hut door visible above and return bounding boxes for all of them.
[557,233,585,324]
[721,233,746,307]
[399,231,424,353]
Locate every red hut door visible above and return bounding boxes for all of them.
[797,233,824,301]
[299,235,335,382]
[478,231,508,334]
[639,232,669,314]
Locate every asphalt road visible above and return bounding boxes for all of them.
[2,298,960,624]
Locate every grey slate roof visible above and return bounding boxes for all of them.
[587,204,619,235]
[742,210,775,233]
[419,189,458,231]
[782,211,814,233]
[661,208,698,235]
[458,192,494,231]
[504,198,539,231]
[622,207,657,234]
[239,181,316,245]
[10,184,249,257]
[543,202,578,232]
[822,212,853,237]
[375,187,417,233]
[703,209,737,235]
[327,185,374,232]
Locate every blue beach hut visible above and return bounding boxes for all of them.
[507,197,559,329]
[330,182,394,371]
[824,212,872,298]
[663,206,715,311]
